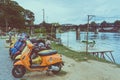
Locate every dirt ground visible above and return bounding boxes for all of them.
[1,38,120,80]
[21,55,120,80]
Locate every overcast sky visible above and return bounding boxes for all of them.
[14,0,120,24]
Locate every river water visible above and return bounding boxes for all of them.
[58,31,120,64]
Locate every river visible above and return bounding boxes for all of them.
[58,31,120,64]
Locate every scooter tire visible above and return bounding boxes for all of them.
[12,65,26,78]
[10,55,14,60]
[52,63,62,74]
[9,48,11,55]
[9,52,11,56]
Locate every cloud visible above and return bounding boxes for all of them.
[14,0,120,24]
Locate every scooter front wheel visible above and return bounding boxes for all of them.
[12,65,26,78]
[13,59,20,64]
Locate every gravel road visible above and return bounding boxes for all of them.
[0,39,20,80]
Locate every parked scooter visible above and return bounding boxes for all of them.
[9,38,26,60]
[13,38,51,62]
[9,33,29,59]
[9,35,47,60]
[12,39,64,78]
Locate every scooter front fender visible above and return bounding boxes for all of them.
[14,60,24,66]
[15,55,21,60]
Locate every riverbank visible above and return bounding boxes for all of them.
[1,37,120,80]
[22,42,120,80]
[51,42,111,63]
[22,55,120,80]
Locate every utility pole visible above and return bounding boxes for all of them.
[86,15,95,54]
[42,9,45,22]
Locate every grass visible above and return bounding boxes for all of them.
[51,42,112,63]
[0,37,8,39]
[55,70,67,76]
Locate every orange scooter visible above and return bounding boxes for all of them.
[12,39,64,78]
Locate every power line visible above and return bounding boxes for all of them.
[94,16,120,22]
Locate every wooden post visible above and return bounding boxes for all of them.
[100,52,105,59]
[110,52,115,63]
[76,27,80,40]
[104,53,114,63]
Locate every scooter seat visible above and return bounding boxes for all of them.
[38,50,57,56]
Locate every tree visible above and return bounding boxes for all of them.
[24,9,35,25]
[114,20,120,30]
[0,0,25,31]
[100,21,108,29]
[23,9,35,35]
[90,21,97,32]
[0,0,35,32]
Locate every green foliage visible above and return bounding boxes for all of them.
[34,28,47,38]
[40,27,46,33]
[114,20,120,29]
[0,1,25,28]
[34,29,41,33]
[34,27,46,33]
[0,0,35,31]
[24,9,35,25]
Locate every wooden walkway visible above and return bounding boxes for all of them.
[80,47,115,63]
[88,50,115,63]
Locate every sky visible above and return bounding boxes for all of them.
[14,0,120,25]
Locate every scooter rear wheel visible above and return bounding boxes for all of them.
[12,65,26,78]
[52,63,61,74]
